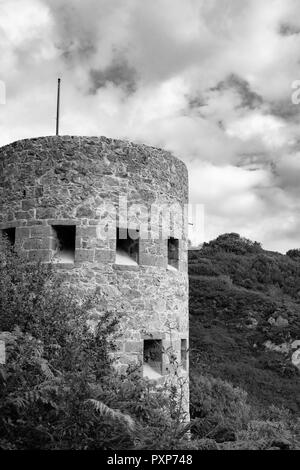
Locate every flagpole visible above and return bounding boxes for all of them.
[56,78,61,136]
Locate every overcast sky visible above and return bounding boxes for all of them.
[1,0,300,252]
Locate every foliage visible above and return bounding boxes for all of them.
[189,233,300,448]
[286,249,300,260]
[2,230,300,450]
[0,236,189,450]
[189,373,300,449]
[190,374,249,441]
[202,233,262,255]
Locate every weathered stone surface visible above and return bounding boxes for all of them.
[264,339,300,370]
[22,199,36,211]
[268,315,289,327]
[264,340,290,354]
[23,238,50,250]
[28,249,51,263]
[292,349,300,370]
[30,226,51,238]
[94,249,115,263]
[0,135,189,409]
[0,340,5,364]
[291,340,300,349]
[15,227,30,239]
[75,249,95,263]
[124,341,143,353]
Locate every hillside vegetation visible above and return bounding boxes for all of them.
[1,233,299,449]
[189,233,300,414]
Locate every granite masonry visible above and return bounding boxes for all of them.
[0,136,189,398]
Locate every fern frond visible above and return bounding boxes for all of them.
[7,389,56,410]
[7,395,27,409]
[39,359,55,380]
[85,399,135,432]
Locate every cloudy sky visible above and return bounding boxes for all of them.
[1,0,300,252]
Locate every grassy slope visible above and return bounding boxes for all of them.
[189,234,300,413]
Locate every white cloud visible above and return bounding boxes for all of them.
[226,113,288,148]
[1,0,300,252]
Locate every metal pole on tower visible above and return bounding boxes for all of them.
[56,78,61,136]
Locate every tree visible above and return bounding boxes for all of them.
[202,233,262,255]
[286,249,300,261]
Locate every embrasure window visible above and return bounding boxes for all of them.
[168,237,179,270]
[51,225,76,263]
[1,227,16,246]
[143,339,162,379]
[116,227,139,265]
[181,339,187,370]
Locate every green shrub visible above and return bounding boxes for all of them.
[0,237,189,450]
[190,374,250,441]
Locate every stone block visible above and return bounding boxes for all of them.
[30,225,52,238]
[77,226,97,238]
[22,199,36,211]
[36,207,57,219]
[34,186,44,197]
[15,227,30,239]
[15,210,34,220]
[53,263,76,270]
[113,263,139,272]
[47,219,78,226]
[0,221,20,229]
[118,353,140,364]
[142,332,166,340]
[26,220,43,226]
[95,249,115,263]
[93,238,112,250]
[28,249,51,263]
[124,341,143,353]
[75,249,95,263]
[139,253,166,267]
[76,205,95,218]
[23,238,50,250]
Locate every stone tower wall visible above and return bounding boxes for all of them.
[0,136,189,380]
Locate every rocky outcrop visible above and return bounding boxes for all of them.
[264,339,300,370]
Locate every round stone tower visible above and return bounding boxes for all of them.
[0,136,189,388]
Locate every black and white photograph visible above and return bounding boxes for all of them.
[0,0,300,457]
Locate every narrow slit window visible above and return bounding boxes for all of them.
[143,339,162,378]
[52,225,76,263]
[168,237,179,270]
[116,227,139,265]
[181,339,188,370]
[1,227,16,246]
